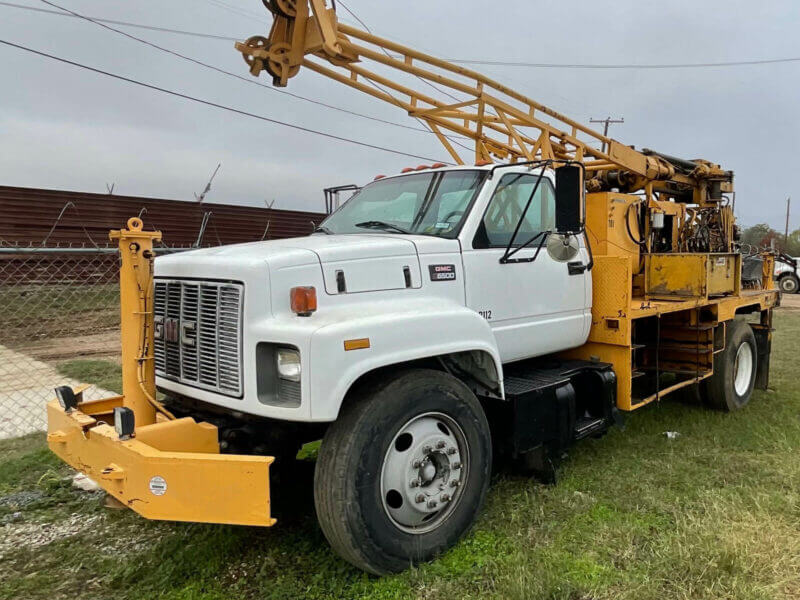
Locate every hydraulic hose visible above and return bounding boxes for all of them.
[133,252,175,421]
[625,201,647,247]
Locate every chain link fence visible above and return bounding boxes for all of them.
[0,246,188,439]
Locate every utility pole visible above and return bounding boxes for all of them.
[590,117,624,153]
[786,197,791,248]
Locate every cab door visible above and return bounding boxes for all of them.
[461,172,590,363]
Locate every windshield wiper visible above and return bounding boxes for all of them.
[355,221,410,234]
[313,225,334,235]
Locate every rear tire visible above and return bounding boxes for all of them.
[703,320,757,411]
[779,274,799,294]
[314,369,492,574]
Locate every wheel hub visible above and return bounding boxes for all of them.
[380,412,467,534]
[733,342,754,397]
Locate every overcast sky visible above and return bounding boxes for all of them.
[1,0,798,230]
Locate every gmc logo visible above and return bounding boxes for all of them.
[164,318,179,343]
[154,317,195,346]
[428,264,456,282]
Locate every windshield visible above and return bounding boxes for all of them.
[320,170,486,237]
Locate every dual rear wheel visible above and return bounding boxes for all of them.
[703,319,758,411]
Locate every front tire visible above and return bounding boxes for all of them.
[779,274,799,294]
[703,320,757,411]
[314,369,492,574]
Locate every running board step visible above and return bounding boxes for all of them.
[574,417,607,440]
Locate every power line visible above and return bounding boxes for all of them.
[449,57,800,70]
[334,0,474,157]
[0,1,238,40]
[201,0,267,22]
[0,37,451,164]
[20,0,466,151]
[34,0,431,135]
[337,0,461,105]
[6,2,798,70]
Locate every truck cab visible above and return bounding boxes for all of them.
[154,164,592,423]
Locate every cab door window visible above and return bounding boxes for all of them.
[475,173,556,248]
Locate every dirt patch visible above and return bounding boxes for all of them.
[780,293,800,311]
[21,330,121,364]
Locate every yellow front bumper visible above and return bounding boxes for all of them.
[47,396,275,527]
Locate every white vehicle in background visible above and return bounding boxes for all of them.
[774,254,799,294]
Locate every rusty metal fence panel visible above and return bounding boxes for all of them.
[0,246,190,440]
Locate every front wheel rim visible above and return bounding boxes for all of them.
[733,342,754,397]
[380,412,469,535]
[782,277,798,293]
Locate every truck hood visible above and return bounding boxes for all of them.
[155,234,456,294]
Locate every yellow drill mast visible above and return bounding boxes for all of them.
[236,0,732,209]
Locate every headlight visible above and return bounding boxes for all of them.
[276,348,301,382]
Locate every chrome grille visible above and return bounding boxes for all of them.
[154,279,244,397]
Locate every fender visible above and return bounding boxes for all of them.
[307,298,503,421]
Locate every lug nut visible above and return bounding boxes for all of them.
[452,461,462,470]
[412,460,421,468]
[422,445,432,454]
[410,479,420,488]
[446,447,457,455]
[441,493,451,502]
[427,500,438,509]
[450,480,460,488]
[415,494,425,504]
[436,440,446,449]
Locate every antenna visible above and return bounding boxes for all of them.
[106,183,115,195]
[261,199,275,241]
[193,163,221,247]
[194,163,222,204]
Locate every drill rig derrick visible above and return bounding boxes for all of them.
[236,0,733,215]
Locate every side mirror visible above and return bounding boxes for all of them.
[555,165,584,234]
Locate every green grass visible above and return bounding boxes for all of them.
[57,359,123,395]
[0,283,119,346]
[1,312,799,600]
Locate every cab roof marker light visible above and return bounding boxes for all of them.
[401,167,415,173]
[475,159,493,166]
[415,165,430,171]
[431,163,447,169]
[373,174,387,180]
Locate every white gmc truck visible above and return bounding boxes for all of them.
[774,254,799,293]
[153,163,611,573]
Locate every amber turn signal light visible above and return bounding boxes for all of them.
[290,286,317,316]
